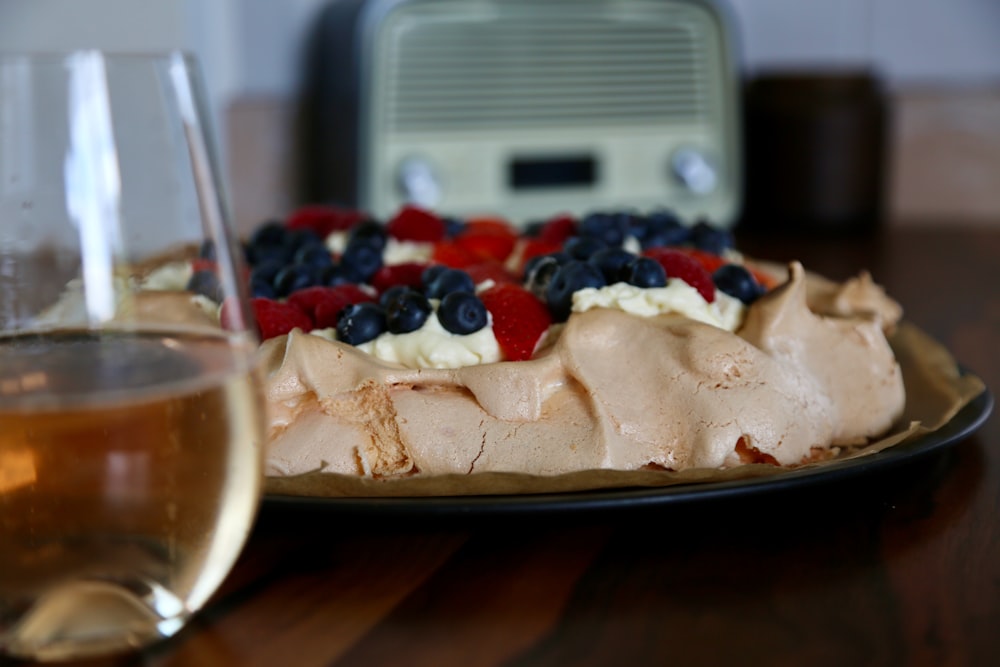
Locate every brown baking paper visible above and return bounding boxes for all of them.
[263,321,987,499]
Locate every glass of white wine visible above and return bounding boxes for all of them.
[0,52,264,661]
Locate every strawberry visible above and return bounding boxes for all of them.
[250,298,313,340]
[370,262,430,295]
[455,232,517,263]
[479,284,551,361]
[431,240,476,268]
[385,204,446,242]
[537,213,577,244]
[191,258,217,274]
[462,217,517,237]
[464,261,517,286]
[285,205,366,237]
[643,248,716,303]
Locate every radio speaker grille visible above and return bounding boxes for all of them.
[380,0,717,131]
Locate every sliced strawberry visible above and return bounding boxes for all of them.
[537,214,577,244]
[431,241,476,268]
[643,248,716,303]
[463,216,517,237]
[385,205,446,242]
[250,298,313,340]
[464,261,517,286]
[286,285,373,326]
[479,284,551,361]
[286,205,366,237]
[370,262,430,294]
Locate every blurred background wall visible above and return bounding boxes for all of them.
[2,0,998,231]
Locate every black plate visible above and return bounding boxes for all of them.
[263,384,993,519]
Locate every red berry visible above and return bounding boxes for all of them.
[286,205,366,237]
[537,214,577,244]
[286,285,373,325]
[643,248,716,303]
[370,262,430,295]
[251,298,313,340]
[677,248,727,274]
[455,232,517,262]
[479,284,551,361]
[385,205,446,242]
[431,241,476,268]
[464,261,517,286]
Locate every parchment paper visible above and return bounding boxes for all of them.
[264,322,987,498]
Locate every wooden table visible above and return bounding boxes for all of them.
[39,225,1000,667]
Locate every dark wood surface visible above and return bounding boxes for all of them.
[36,225,1000,667]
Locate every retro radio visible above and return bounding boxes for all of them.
[301,0,741,226]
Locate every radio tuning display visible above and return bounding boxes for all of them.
[509,155,597,190]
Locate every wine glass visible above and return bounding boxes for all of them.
[0,51,264,661]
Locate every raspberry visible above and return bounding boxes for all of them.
[250,298,313,340]
[479,284,551,361]
[370,262,430,295]
[677,248,727,274]
[537,214,577,244]
[643,248,716,303]
[287,285,374,327]
[285,205,366,237]
[385,205,446,242]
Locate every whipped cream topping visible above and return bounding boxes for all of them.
[573,281,745,331]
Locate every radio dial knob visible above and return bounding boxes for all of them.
[671,148,718,195]
[397,157,442,208]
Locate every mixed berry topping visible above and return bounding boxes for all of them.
[204,204,772,358]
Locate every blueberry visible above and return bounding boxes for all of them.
[587,247,636,283]
[713,264,764,304]
[443,216,466,238]
[319,263,351,286]
[340,237,383,282]
[545,260,607,322]
[186,270,223,302]
[293,241,333,268]
[283,228,324,252]
[625,256,667,288]
[640,210,690,248]
[273,263,315,297]
[249,220,286,248]
[379,284,412,309]
[249,259,284,287]
[524,253,568,297]
[578,211,630,247]
[336,302,387,345]
[437,292,488,334]
[563,236,608,261]
[385,290,432,334]
[245,240,291,266]
[421,264,449,287]
[249,277,276,299]
[347,220,388,251]
[425,268,475,299]
[691,220,734,255]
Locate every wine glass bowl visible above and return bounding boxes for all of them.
[0,52,264,662]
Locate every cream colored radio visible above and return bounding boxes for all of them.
[303,0,741,226]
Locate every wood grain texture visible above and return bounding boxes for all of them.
[13,226,996,667]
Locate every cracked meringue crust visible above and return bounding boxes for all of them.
[262,262,906,479]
